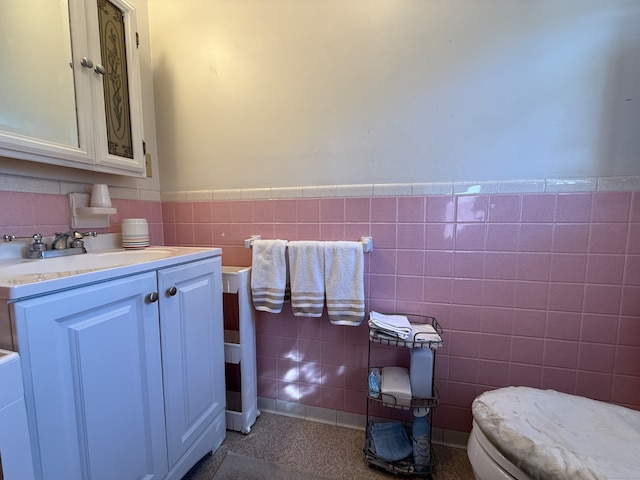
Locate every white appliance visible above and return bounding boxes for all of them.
[0,349,35,480]
[467,420,531,480]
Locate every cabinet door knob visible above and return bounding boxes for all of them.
[146,292,159,303]
[167,286,178,297]
[80,57,94,68]
[94,64,106,75]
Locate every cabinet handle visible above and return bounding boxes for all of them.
[167,286,178,297]
[80,57,94,69]
[146,292,159,303]
[94,64,106,75]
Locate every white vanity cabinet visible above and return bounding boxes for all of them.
[158,257,226,477]
[9,255,225,480]
[12,272,166,480]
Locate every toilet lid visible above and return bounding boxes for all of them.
[472,387,640,480]
[471,420,531,480]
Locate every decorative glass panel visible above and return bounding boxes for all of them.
[97,0,133,159]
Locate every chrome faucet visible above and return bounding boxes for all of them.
[52,232,70,250]
[26,231,98,259]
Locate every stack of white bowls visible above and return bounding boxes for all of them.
[121,218,149,249]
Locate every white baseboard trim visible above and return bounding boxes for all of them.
[257,396,470,450]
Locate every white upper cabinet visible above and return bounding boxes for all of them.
[0,0,146,177]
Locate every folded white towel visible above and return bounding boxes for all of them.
[250,239,288,313]
[288,241,325,317]
[324,241,365,326]
[410,323,442,346]
[381,366,412,407]
[368,311,412,339]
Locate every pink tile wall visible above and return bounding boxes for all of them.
[4,189,637,432]
[0,190,164,246]
[172,191,639,432]
[12,189,639,432]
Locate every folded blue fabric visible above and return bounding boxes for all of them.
[370,422,412,462]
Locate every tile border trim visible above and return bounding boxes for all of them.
[0,173,637,202]
[161,176,640,202]
[0,173,161,202]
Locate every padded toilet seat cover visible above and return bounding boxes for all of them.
[472,387,640,480]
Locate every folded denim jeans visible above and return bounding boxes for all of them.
[370,422,412,461]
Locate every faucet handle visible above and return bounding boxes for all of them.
[70,231,97,240]
[29,233,48,254]
[69,231,95,250]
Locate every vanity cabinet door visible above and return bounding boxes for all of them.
[83,0,146,175]
[158,256,226,473]
[12,272,168,480]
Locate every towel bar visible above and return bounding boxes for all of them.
[244,235,373,253]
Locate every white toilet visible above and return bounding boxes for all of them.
[467,419,531,480]
[467,386,640,480]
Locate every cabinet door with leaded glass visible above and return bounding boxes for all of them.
[90,0,146,175]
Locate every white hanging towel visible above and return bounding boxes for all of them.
[324,241,365,326]
[288,241,325,317]
[250,239,288,313]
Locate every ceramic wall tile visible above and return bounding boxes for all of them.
[3,185,640,434]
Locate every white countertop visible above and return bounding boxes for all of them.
[0,235,221,300]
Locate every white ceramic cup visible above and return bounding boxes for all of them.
[90,184,112,208]
[121,218,149,248]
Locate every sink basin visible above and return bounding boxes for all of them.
[0,242,221,300]
[0,248,178,276]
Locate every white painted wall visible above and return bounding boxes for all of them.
[149,0,640,192]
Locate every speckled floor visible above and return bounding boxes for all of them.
[182,412,475,480]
